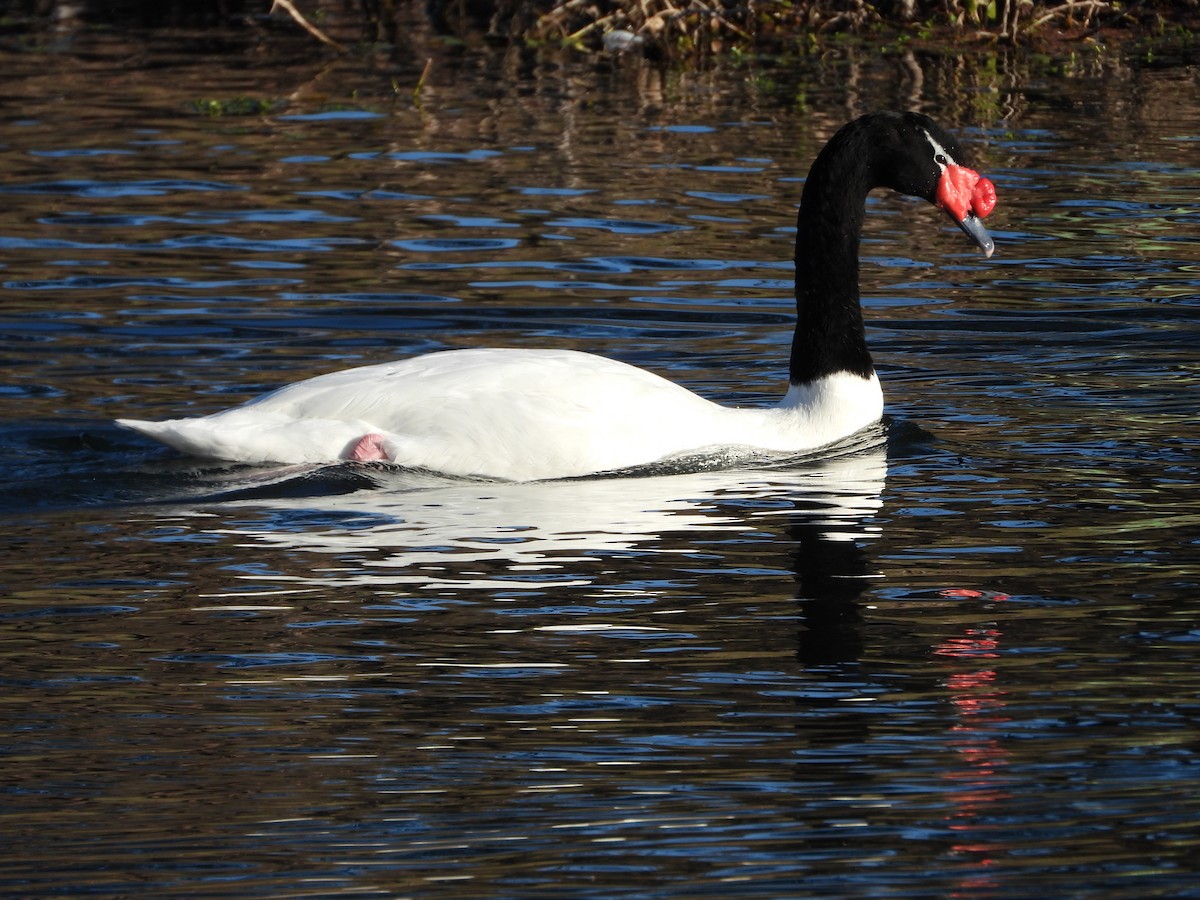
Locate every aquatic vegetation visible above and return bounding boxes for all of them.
[4,0,1198,58]
[421,0,1194,54]
[187,97,279,117]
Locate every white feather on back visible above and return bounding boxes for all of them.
[118,348,882,480]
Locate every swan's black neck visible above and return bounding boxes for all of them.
[789,123,880,386]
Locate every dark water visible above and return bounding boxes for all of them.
[2,30,1199,897]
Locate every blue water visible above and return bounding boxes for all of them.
[1,31,1198,898]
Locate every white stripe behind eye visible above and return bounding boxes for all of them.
[923,130,958,171]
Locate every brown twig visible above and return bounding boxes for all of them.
[533,0,594,38]
[413,57,433,103]
[271,0,348,53]
[1024,0,1115,31]
[688,0,753,40]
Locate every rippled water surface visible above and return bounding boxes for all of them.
[2,28,1199,898]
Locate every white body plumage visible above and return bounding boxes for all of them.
[118,348,882,481]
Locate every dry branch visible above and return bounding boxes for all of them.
[271,0,348,52]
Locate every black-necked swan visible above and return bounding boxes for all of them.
[117,111,996,481]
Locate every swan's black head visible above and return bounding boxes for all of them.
[869,111,996,256]
[807,111,997,257]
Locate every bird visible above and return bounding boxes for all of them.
[117,111,996,482]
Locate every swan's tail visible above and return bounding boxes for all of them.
[116,414,376,465]
[117,417,224,458]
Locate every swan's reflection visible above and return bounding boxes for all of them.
[203,434,887,594]
[188,434,1019,881]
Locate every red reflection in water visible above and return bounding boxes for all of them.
[934,614,1014,897]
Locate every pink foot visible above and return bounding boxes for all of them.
[347,433,389,462]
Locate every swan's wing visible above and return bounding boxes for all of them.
[118,349,737,478]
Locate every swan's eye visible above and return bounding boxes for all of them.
[935,153,949,166]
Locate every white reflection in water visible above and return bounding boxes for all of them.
[202,441,887,594]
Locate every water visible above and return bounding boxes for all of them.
[2,29,1199,897]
